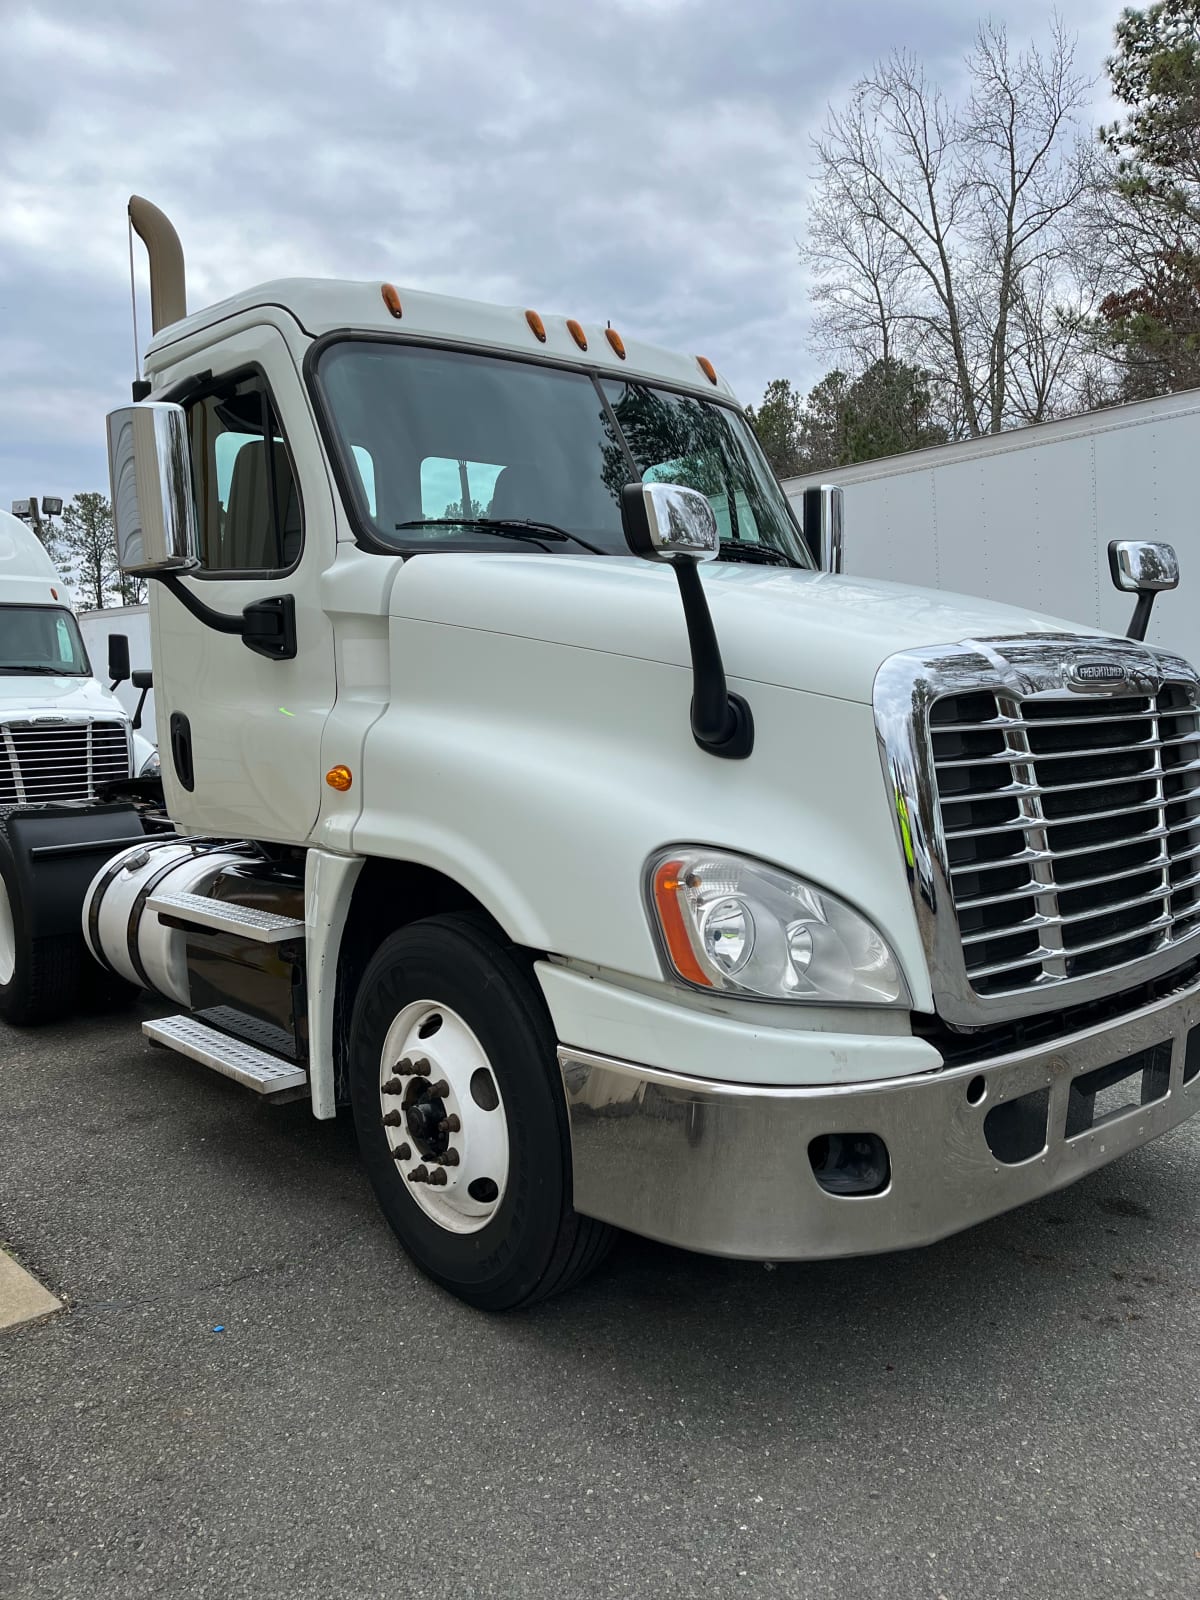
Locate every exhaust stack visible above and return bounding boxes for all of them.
[128,196,186,333]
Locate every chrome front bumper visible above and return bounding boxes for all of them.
[558,977,1200,1259]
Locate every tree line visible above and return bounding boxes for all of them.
[751,0,1200,477]
[32,492,145,610]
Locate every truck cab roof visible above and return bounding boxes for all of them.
[144,277,738,404]
[0,508,65,606]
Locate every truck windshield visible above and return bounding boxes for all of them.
[0,605,91,677]
[314,342,811,566]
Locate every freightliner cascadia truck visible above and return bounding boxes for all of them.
[2,196,1198,1310]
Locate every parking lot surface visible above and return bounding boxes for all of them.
[2,999,1198,1599]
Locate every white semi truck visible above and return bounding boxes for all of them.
[0,506,161,1018]
[3,196,1200,1310]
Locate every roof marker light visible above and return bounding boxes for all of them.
[566,318,588,351]
[605,326,626,359]
[525,309,547,342]
[381,284,403,319]
[697,356,718,385]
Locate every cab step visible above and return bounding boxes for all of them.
[142,1015,309,1096]
[145,890,304,944]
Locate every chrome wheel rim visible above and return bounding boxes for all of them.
[0,875,14,986]
[379,1000,509,1233]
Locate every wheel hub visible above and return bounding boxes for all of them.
[378,1000,509,1234]
[0,875,15,987]
[403,1084,449,1160]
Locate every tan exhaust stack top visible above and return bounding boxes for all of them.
[128,196,186,334]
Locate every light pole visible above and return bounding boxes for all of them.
[10,496,63,543]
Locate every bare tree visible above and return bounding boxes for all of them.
[803,19,1095,435]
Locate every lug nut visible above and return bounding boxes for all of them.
[382,1077,405,1095]
[428,1079,450,1099]
[394,1143,411,1161]
[383,1109,403,1127]
[429,1168,448,1187]
[408,1165,430,1184]
[413,1058,432,1077]
[394,1057,415,1076]
[440,1114,461,1134]
[440,1149,460,1166]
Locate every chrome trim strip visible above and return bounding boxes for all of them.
[873,634,1200,1027]
[559,971,1200,1259]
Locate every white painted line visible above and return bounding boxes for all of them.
[0,1249,61,1332]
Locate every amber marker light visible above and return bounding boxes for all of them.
[605,326,626,359]
[525,309,547,342]
[652,859,712,987]
[566,318,588,351]
[697,356,718,384]
[325,765,353,792]
[381,283,403,319]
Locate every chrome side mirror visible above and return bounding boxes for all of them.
[620,482,719,563]
[1108,540,1179,641]
[801,485,844,573]
[106,402,199,575]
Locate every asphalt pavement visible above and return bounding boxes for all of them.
[2,998,1198,1599]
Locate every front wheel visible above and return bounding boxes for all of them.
[349,914,614,1310]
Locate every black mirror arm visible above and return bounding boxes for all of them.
[1127,592,1156,642]
[155,572,242,634]
[154,574,297,660]
[672,558,754,760]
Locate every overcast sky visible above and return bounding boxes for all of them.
[0,0,1118,511]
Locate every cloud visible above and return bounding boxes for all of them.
[1,0,1116,505]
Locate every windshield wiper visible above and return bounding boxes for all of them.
[717,541,798,568]
[0,664,73,675]
[394,518,606,555]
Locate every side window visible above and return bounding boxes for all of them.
[186,374,303,571]
[419,456,504,519]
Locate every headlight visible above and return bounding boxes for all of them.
[138,749,161,778]
[648,849,910,1006]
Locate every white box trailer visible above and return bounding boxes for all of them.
[782,387,1200,659]
[76,604,155,744]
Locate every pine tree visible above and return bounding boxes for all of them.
[58,492,119,610]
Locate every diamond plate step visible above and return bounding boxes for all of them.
[146,891,304,944]
[143,1015,309,1095]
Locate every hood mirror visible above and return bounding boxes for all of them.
[621,481,752,760]
[620,481,719,563]
[1108,540,1179,641]
[107,632,130,688]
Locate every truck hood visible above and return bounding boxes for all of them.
[389,554,1102,703]
[0,674,131,723]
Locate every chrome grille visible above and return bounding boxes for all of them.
[930,684,1200,997]
[0,719,132,805]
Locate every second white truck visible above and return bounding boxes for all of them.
[3,197,1200,1309]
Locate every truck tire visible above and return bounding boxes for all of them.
[349,914,615,1310]
[0,825,82,1025]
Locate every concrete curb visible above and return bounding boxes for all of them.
[0,1248,61,1332]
